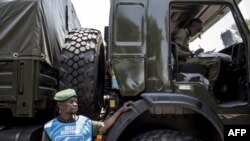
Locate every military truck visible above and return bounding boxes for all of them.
[98,0,250,140]
[1,0,250,141]
[0,0,105,140]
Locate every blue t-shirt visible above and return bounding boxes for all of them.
[44,115,92,141]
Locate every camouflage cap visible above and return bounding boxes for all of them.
[54,89,77,101]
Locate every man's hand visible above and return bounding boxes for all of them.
[119,101,133,113]
[100,101,133,131]
[194,48,204,56]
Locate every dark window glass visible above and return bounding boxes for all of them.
[115,4,143,45]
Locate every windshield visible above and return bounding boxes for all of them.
[189,6,243,52]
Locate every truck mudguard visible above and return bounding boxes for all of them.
[105,93,223,140]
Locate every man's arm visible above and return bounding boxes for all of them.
[172,28,192,59]
[176,45,193,59]
[99,101,132,131]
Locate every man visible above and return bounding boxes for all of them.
[172,18,221,101]
[172,18,203,60]
[42,89,132,141]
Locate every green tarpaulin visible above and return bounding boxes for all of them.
[0,0,81,69]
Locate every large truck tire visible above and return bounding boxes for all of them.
[59,28,105,119]
[131,129,199,141]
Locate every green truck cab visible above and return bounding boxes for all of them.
[103,0,250,140]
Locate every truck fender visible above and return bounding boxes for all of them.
[105,93,223,141]
[105,98,150,140]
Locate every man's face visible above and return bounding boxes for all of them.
[58,97,78,115]
[189,22,202,37]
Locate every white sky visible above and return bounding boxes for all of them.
[71,0,110,35]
